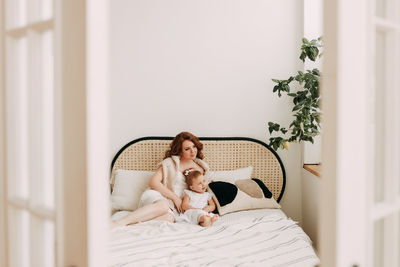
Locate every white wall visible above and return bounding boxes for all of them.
[301,0,322,250]
[303,0,323,164]
[301,169,320,252]
[110,0,304,222]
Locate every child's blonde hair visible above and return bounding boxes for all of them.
[183,168,202,186]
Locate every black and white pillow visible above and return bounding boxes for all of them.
[208,178,280,216]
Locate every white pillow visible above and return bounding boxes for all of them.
[208,166,253,183]
[111,169,154,212]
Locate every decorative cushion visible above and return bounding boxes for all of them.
[111,169,154,212]
[208,179,280,216]
[236,178,273,199]
[208,166,253,183]
[207,181,238,206]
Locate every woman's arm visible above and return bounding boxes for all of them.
[203,198,216,213]
[181,194,196,212]
[149,167,182,212]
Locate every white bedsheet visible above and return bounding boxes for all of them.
[110,209,320,267]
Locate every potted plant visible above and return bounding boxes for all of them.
[268,37,322,151]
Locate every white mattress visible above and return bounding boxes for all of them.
[110,209,320,266]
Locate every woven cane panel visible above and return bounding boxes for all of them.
[111,139,284,200]
[111,140,170,173]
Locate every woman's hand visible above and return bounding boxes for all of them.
[173,197,183,213]
[149,168,183,213]
[203,205,212,212]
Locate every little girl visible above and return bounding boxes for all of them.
[181,169,218,227]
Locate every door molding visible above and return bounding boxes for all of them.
[86,0,110,266]
[320,0,370,266]
[54,0,87,266]
[0,0,9,266]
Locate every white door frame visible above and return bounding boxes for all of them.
[55,0,110,266]
[320,0,370,266]
[86,0,110,266]
[54,1,88,265]
[321,0,400,266]
[0,1,8,266]
[0,0,109,266]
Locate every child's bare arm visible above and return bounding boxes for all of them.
[181,194,196,212]
[203,198,216,213]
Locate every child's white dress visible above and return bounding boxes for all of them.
[180,189,215,224]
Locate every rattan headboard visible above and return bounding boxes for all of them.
[111,137,286,202]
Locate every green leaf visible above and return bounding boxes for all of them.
[300,52,306,62]
[267,36,322,148]
[287,137,293,143]
[292,104,301,112]
[269,137,284,151]
[268,122,280,134]
[312,68,320,75]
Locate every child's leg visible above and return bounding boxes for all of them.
[211,214,219,223]
[199,215,212,227]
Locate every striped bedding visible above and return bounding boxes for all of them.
[109,209,320,267]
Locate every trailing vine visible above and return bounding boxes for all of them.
[268,37,322,151]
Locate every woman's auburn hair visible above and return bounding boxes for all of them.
[164,132,204,159]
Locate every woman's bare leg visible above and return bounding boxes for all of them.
[152,212,174,222]
[111,200,170,228]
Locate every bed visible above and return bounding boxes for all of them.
[109,137,320,267]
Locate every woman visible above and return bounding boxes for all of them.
[111,132,209,228]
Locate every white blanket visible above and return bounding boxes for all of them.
[110,209,320,267]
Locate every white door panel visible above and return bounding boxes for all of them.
[0,0,108,266]
[321,0,400,266]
